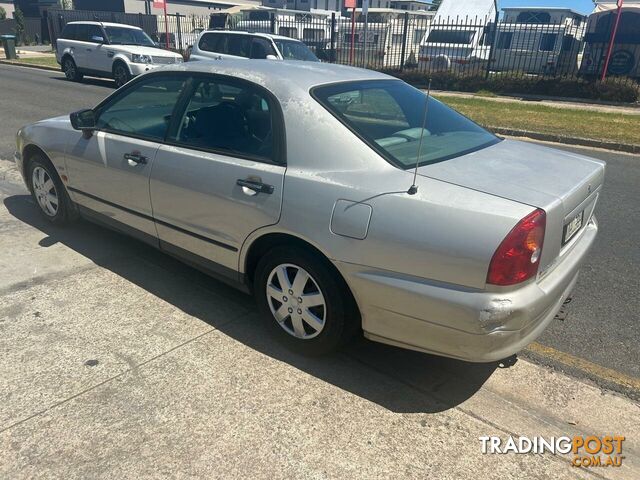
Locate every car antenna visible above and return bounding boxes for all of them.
[407,78,432,195]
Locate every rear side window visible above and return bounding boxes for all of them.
[199,33,225,53]
[313,80,499,168]
[227,35,251,57]
[74,24,89,42]
[60,24,77,40]
[172,78,276,161]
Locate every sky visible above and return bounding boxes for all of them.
[498,0,596,15]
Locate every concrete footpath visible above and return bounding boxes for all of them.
[0,158,638,479]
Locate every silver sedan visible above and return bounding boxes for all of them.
[14,60,605,361]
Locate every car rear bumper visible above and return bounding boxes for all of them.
[336,217,598,362]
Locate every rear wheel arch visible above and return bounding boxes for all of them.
[243,232,361,323]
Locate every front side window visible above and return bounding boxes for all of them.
[104,26,155,46]
[96,76,187,141]
[86,25,104,43]
[172,78,276,161]
[227,35,251,57]
[273,39,319,61]
[313,80,499,168]
[250,37,276,59]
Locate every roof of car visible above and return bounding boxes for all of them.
[201,30,303,42]
[66,21,142,29]
[166,59,393,93]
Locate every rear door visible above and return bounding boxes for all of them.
[150,74,286,277]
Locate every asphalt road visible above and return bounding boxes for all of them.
[1,64,638,389]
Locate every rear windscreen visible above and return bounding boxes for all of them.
[313,80,499,168]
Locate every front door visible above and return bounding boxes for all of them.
[65,74,189,242]
[150,75,286,277]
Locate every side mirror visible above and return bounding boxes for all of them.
[70,109,97,137]
[266,54,278,60]
[91,35,105,43]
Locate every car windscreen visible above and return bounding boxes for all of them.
[313,80,500,169]
[273,40,319,61]
[105,26,155,46]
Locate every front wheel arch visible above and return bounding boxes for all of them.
[22,144,53,192]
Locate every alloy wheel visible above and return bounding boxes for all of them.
[114,65,128,87]
[266,263,326,339]
[31,166,58,217]
[64,59,75,80]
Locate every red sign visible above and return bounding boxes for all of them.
[344,0,356,8]
[153,0,166,9]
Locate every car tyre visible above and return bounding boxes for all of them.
[254,246,358,355]
[113,62,131,88]
[62,56,83,82]
[27,156,75,225]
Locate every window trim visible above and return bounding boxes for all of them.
[310,79,501,170]
[91,70,287,166]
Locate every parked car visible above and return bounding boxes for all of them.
[56,21,183,88]
[14,61,604,361]
[189,30,319,62]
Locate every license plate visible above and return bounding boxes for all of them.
[563,211,584,245]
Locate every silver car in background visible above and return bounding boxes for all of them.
[14,60,604,361]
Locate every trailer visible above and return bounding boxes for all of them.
[417,0,496,73]
[337,8,434,69]
[491,8,586,76]
[580,2,640,78]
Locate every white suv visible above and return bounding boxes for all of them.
[56,21,183,88]
[189,31,319,62]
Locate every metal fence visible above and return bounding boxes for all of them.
[45,8,640,85]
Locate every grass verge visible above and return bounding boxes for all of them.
[436,94,640,146]
[10,56,59,69]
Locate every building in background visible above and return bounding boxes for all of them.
[0,0,15,18]
[389,0,431,12]
[14,0,58,17]
[74,0,261,15]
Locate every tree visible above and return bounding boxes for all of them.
[0,7,6,20]
[14,7,25,45]
[60,0,74,9]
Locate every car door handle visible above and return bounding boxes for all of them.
[124,152,148,166]
[236,179,274,195]
[86,48,92,52]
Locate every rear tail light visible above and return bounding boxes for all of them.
[487,209,546,286]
